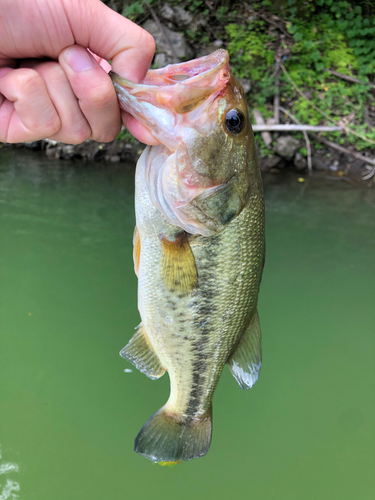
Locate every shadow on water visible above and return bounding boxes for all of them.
[0,149,374,500]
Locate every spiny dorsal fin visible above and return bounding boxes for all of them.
[120,324,165,380]
[227,310,262,390]
[160,231,197,294]
[133,226,141,277]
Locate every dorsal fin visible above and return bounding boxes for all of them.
[120,324,165,380]
[227,310,262,389]
[160,231,198,294]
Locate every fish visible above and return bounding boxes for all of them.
[110,49,265,463]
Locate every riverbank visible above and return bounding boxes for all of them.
[3,0,375,183]
[3,135,373,186]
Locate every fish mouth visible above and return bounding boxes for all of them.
[110,49,230,116]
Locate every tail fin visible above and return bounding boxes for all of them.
[134,406,212,462]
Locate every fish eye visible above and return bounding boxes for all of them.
[225,109,245,134]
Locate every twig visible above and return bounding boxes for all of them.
[252,109,272,148]
[323,68,375,89]
[279,106,312,176]
[364,104,375,128]
[258,12,293,39]
[315,137,375,167]
[274,68,280,124]
[143,1,179,63]
[252,125,342,131]
[280,63,375,146]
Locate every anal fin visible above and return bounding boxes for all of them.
[160,231,197,294]
[120,324,165,380]
[227,309,262,390]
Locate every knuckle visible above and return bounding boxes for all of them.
[143,31,156,57]
[15,68,43,91]
[94,122,121,143]
[86,80,115,109]
[43,115,61,137]
[71,124,91,144]
[37,62,67,84]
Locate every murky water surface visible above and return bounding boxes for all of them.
[1,149,374,500]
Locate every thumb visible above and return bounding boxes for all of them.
[64,0,155,82]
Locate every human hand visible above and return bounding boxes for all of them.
[0,0,159,145]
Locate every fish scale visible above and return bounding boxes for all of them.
[136,149,264,418]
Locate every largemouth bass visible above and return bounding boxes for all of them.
[111,50,265,463]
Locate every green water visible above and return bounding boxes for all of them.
[1,149,374,500]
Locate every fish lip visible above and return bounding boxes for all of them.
[109,49,229,94]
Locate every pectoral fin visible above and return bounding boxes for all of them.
[120,324,166,380]
[227,310,262,389]
[160,231,198,294]
[133,226,141,277]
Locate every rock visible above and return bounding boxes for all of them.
[154,53,173,67]
[160,4,193,26]
[247,13,257,23]
[294,152,307,170]
[197,46,220,57]
[328,160,339,171]
[44,138,58,146]
[212,39,223,48]
[189,16,207,31]
[143,20,193,60]
[45,146,59,159]
[261,155,283,170]
[238,78,251,94]
[160,3,175,21]
[173,6,193,26]
[274,135,300,160]
[349,159,366,172]
[59,145,75,160]
[24,141,42,150]
[109,155,121,163]
[311,155,328,171]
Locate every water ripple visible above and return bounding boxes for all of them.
[0,450,20,500]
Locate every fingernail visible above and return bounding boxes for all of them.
[65,46,94,73]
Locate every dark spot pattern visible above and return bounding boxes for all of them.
[186,234,221,415]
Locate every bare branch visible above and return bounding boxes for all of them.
[252,125,342,131]
[252,109,272,148]
[315,138,375,167]
[323,68,375,89]
[274,68,280,125]
[278,106,312,175]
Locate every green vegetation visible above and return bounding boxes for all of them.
[113,0,375,155]
[116,127,137,144]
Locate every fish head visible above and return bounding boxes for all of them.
[111,50,258,235]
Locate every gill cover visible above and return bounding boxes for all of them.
[111,50,256,236]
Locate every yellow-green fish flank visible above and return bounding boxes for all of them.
[111,50,265,462]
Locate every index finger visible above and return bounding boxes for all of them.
[67,0,155,83]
